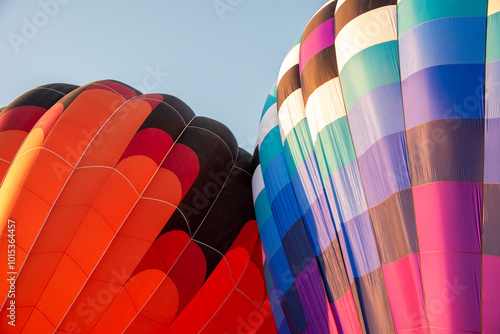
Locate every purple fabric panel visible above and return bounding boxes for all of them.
[482,255,500,334]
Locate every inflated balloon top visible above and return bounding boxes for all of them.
[254,0,500,333]
[0,81,275,333]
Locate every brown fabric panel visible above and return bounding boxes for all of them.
[370,188,418,265]
[277,65,301,111]
[353,267,394,333]
[301,45,339,105]
[350,281,367,334]
[318,237,351,302]
[483,184,500,257]
[302,1,338,42]
[335,0,397,37]
[406,119,484,187]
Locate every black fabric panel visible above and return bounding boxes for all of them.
[194,150,256,277]
[160,123,235,236]
[483,184,500,257]
[301,44,339,105]
[281,219,316,279]
[353,267,394,334]
[281,284,309,333]
[302,1,338,42]
[277,65,301,111]
[370,188,418,265]
[406,119,484,187]
[335,0,397,37]
[318,237,351,302]
[137,95,195,139]
[1,83,79,114]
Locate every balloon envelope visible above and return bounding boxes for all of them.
[0,80,275,333]
[253,1,500,333]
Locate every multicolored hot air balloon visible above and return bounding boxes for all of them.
[0,81,275,333]
[253,0,500,333]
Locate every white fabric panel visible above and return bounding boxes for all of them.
[335,5,397,73]
[489,0,500,16]
[278,89,306,143]
[252,165,265,204]
[277,43,301,84]
[257,102,279,148]
[305,78,346,143]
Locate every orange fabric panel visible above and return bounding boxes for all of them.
[30,206,89,254]
[199,320,228,334]
[42,89,124,166]
[3,187,50,256]
[22,148,73,204]
[15,252,64,307]
[36,253,88,326]
[19,307,55,334]
[56,279,128,333]
[114,156,159,195]
[117,198,177,243]
[142,168,182,205]
[0,306,32,333]
[124,269,165,311]
[66,208,116,276]
[55,167,114,208]
[78,99,152,168]
[85,284,138,334]
[90,235,151,283]
[35,103,64,137]
[89,170,140,232]
[0,130,27,163]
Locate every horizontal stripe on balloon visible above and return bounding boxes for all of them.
[340,41,400,112]
[487,13,500,64]
[397,0,487,37]
[402,64,485,129]
[406,119,484,186]
[335,0,396,37]
[299,18,335,74]
[335,5,397,74]
[348,82,404,155]
[357,131,410,207]
[399,17,486,81]
[483,184,500,257]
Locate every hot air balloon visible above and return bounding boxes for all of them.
[0,80,275,333]
[253,0,500,333]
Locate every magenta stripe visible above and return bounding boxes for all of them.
[413,182,482,254]
[331,290,362,334]
[383,254,425,333]
[482,255,500,334]
[299,18,335,73]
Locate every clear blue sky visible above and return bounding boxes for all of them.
[0,0,323,152]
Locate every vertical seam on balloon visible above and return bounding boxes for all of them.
[480,2,488,333]
[299,7,368,330]
[59,112,198,334]
[120,149,239,333]
[17,94,138,334]
[334,5,399,333]
[141,197,192,237]
[396,2,430,333]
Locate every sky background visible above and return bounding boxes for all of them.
[0,0,324,152]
